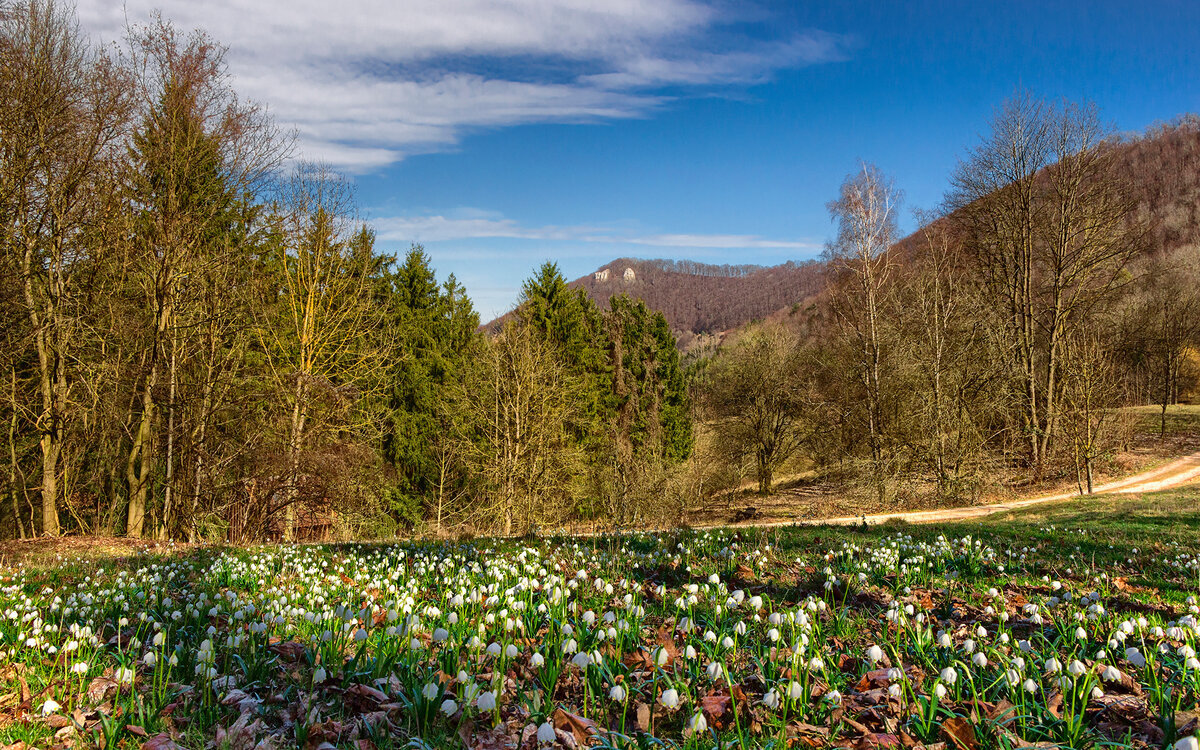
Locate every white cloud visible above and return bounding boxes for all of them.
[75,0,846,172]
[372,211,816,250]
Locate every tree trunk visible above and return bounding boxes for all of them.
[125,377,155,538]
[8,371,26,540]
[159,331,179,540]
[283,377,308,542]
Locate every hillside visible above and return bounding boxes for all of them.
[487,257,827,347]
[488,116,1200,348]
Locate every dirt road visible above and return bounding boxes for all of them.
[726,449,1200,530]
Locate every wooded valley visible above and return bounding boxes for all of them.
[3,1,1200,542]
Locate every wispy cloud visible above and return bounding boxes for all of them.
[76,1,847,172]
[372,211,817,251]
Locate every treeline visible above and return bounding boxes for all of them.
[698,97,1200,502]
[0,1,692,540]
[638,259,766,278]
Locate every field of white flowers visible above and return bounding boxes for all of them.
[2,501,1200,750]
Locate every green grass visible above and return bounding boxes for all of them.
[1127,403,1200,436]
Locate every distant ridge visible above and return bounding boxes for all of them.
[485,257,826,348]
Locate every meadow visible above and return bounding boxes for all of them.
[2,490,1199,750]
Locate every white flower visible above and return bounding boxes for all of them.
[1023,678,1039,694]
[422,682,440,700]
[572,652,592,670]
[659,688,680,709]
[71,661,89,675]
[1125,647,1146,668]
[440,698,458,716]
[609,684,627,702]
[687,711,708,733]
[476,691,496,711]
[972,653,988,668]
[537,722,557,743]
[1068,660,1086,677]
[762,689,780,709]
[934,683,948,699]
[866,645,884,664]
[1101,665,1121,682]
[40,698,61,715]
[1174,737,1198,750]
[432,628,449,642]
[530,652,545,668]
[939,667,958,685]
[706,662,723,681]
[786,681,804,700]
[314,666,327,684]
[505,644,519,659]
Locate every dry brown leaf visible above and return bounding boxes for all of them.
[699,693,731,726]
[86,676,118,704]
[940,717,978,750]
[141,734,184,750]
[552,707,599,747]
[635,702,651,733]
[268,641,306,661]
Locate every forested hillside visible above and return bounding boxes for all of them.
[573,258,825,343]
[4,0,1200,544]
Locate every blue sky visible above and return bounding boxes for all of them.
[79,1,1200,319]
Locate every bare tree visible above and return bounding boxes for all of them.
[948,92,1142,475]
[700,321,814,496]
[1061,334,1124,494]
[454,321,580,535]
[258,165,385,540]
[826,163,901,500]
[0,0,130,535]
[118,15,283,538]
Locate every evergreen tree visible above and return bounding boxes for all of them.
[379,246,479,528]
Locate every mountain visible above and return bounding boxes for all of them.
[485,257,827,348]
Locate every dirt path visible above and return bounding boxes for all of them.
[722,449,1200,530]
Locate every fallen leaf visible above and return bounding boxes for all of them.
[635,702,651,733]
[141,734,183,750]
[552,707,599,747]
[86,676,118,704]
[267,641,306,661]
[699,693,731,725]
[940,717,978,750]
